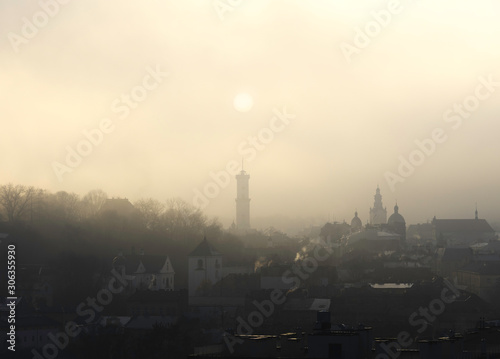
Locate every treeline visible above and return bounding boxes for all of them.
[0,183,247,295]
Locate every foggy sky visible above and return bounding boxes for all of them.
[1,0,500,228]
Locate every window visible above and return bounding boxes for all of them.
[197,259,204,269]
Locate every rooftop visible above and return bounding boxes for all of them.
[433,219,495,233]
[189,237,221,257]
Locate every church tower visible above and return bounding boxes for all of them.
[369,186,387,225]
[188,237,222,297]
[235,168,250,231]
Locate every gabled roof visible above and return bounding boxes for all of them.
[116,255,173,274]
[101,198,138,217]
[188,237,221,256]
[433,219,494,233]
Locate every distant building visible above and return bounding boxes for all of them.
[112,252,175,293]
[386,203,406,241]
[346,228,401,252]
[101,198,140,219]
[235,169,251,231]
[456,262,500,302]
[435,247,473,278]
[369,186,387,225]
[406,222,434,244]
[188,237,222,297]
[320,222,351,243]
[350,211,363,233]
[432,213,496,247]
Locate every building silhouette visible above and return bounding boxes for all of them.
[387,203,406,241]
[235,169,250,231]
[188,237,222,297]
[369,186,387,225]
[350,210,363,232]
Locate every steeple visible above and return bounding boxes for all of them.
[370,186,387,225]
[475,203,478,220]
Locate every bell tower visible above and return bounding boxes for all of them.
[369,186,387,225]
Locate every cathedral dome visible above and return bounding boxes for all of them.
[351,211,362,229]
[388,204,405,224]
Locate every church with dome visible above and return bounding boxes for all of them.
[387,203,406,241]
[350,211,363,233]
[347,187,407,245]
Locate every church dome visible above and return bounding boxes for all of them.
[350,211,362,229]
[388,204,405,224]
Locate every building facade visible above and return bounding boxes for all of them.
[188,237,222,297]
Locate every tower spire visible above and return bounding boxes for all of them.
[370,186,387,225]
[475,203,478,220]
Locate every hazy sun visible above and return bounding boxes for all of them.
[233,93,254,112]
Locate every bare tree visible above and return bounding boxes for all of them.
[47,191,81,222]
[81,189,107,218]
[0,183,38,222]
[162,197,207,240]
[134,198,165,230]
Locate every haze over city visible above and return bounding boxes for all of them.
[2,0,500,228]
